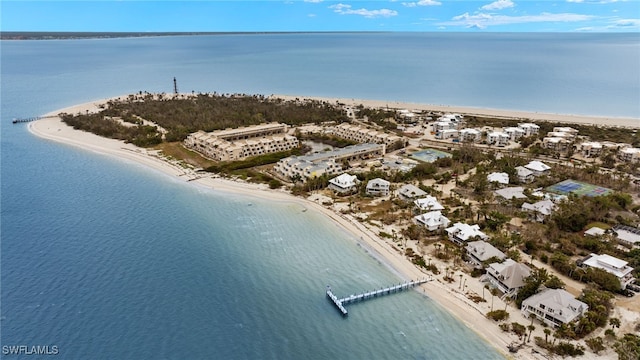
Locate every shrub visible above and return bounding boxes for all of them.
[486,310,510,322]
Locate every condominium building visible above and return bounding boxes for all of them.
[274,143,385,182]
[184,123,299,161]
[518,123,540,137]
[332,123,403,147]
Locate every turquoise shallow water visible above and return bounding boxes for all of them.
[2,33,637,358]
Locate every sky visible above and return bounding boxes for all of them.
[1,0,639,32]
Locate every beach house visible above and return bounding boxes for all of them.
[577,142,603,158]
[445,222,488,246]
[521,289,588,328]
[466,241,506,269]
[521,199,556,223]
[487,172,509,186]
[494,187,527,201]
[580,253,635,290]
[397,184,427,202]
[485,259,531,297]
[366,178,390,196]
[414,196,444,212]
[515,166,534,183]
[414,211,451,232]
[328,173,359,194]
[524,160,551,177]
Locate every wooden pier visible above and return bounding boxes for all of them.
[12,115,56,124]
[326,278,432,316]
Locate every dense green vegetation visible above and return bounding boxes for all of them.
[62,93,349,145]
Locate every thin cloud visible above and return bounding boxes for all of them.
[330,4,398,18]
[402,0,442,7]
[567,0,622,3]
[304,0,323,3]
[611,18,640,27]
[442,12,596,29]
[481,0,515,11]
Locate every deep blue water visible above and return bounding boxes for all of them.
[1,33,638,359]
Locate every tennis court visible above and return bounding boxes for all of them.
[410,149,452,163]
[546,179,613,197]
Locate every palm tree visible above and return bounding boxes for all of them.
[544,328,551,344]
[490,287,500,312]
[527,324,535,343]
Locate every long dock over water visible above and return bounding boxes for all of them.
[326,278,432,316]
[12,115,57,124]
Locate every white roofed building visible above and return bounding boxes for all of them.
[618,147,640,162]
[521,199,556,223]
[515,166,534,183]
[488,172,509,186]
[543,136,572,151]
[525,161,551,177]
[487,131,510,147]
[466,241,506,269]
[521,289,588,328]
[581,253,635,290]
[504,127,525,141]
[584,227,606,237]
[459,128,482,143]
[445,222,488,246]
[435,129,459,140]
[577,142,603,158]
[518,123,540,137]
[495,187,527,201]
[366,178,390,196]
[414,196,445,212]
[414,211,451,231]
[612,225,640,247]
[397,184,427,201]
[328,173,359,194]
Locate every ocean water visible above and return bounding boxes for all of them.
[1,33,638,359]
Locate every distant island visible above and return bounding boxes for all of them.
[0,31,371,40]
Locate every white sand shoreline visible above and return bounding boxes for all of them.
[29,95,622,359]
[273,94,640,128]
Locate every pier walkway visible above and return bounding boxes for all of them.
[326,278,432,316]
[12,115,57,124]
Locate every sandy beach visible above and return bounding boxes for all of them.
[273,94,640,128]
[29,96,623,359]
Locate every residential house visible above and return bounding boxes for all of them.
[543,136,572,151]
[366,178,390,196]
[328,173,359,194]
[584,227,606,237]
[397,184,427,201]
[515,166,534,183]
[524,161,551,177]
[521,289,589,328]
[521,199,555,223]
[466,241,506,269]
[485,259,531,297]
[445,222,488,246]
[612,225,640,247]
[414,196,445,212]
[487,172,509,186]
[414,211,451,231]
[494,187,527,201]
[581,253,635,290]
